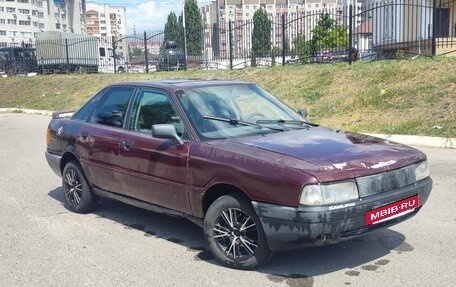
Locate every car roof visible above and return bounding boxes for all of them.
[109,79,252,90]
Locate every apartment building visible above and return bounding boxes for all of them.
[85,1,127,61]
[201,0,364,58]
[0,0,86,47]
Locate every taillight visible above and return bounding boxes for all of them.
[46,128,51,145]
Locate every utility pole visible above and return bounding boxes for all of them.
[182,0,188,69]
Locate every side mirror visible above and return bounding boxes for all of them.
[298,108,308,120]
[151,124,184,146]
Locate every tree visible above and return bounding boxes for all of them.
[129,47,143,59]
[293,35,312,62]
[252,8,272,58]
[184,0,202,55]
[310,14,348,53]
[164,12,182,45]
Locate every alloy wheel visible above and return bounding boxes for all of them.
[212,208,259,260]
[64,168,82,207]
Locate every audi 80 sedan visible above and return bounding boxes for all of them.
[45,80,432,269]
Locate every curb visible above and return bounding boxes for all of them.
[365,133,455,149]
[0,108,53,116]
[1,108,454,149]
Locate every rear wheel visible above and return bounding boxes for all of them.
[204,194,269,269]
[62,162,98,213]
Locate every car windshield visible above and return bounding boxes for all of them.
[176,83,305,140]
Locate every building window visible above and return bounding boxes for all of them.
[19,20,31,25]
[56,23,61,29]
[0,31,6,36]
[7,19,17,25]
[7,7,16,13]
[19,9,30,14]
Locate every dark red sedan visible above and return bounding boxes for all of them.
[45,80,432,269]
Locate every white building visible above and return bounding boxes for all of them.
[201,0,349,58]
[85,2,127,62]
[0,0,86,47]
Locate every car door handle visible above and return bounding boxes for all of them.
[122,140,133,150]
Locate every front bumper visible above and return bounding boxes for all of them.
[252,177,432,251]
[45,151,62,177]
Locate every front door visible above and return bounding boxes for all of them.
[118,88,191,214]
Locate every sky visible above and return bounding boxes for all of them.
[88,0,211,34]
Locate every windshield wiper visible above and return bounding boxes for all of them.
[256,119,318,126]
[203,115,284,132]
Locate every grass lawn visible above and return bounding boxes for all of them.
[0,56,454,137]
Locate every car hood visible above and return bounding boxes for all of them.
[211,127,426,182]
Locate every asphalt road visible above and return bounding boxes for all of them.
[0,113,455,287]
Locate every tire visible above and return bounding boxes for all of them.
[204,194,270,270]
[62,162,98,213]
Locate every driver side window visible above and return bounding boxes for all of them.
[130,89,184,137]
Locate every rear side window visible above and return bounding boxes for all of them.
[89,86,135,128]
[72,89,106,121]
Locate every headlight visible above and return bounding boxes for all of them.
[415,160,430,181]
[300,181,359,206]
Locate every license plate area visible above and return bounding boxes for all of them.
[365,195,420,225]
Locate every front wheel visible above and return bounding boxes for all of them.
[62,162,98,213]
[204,194,270,269]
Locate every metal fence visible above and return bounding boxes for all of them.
[1,1,455,75]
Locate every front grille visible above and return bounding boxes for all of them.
[356,164,417,198]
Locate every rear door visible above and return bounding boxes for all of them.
[77,86,136,194]
[118,88,192,213]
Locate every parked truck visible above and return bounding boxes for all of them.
[35,31,99,73]
[0,46,38,75]
[98,45,128,73]
[157,41,186,71]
